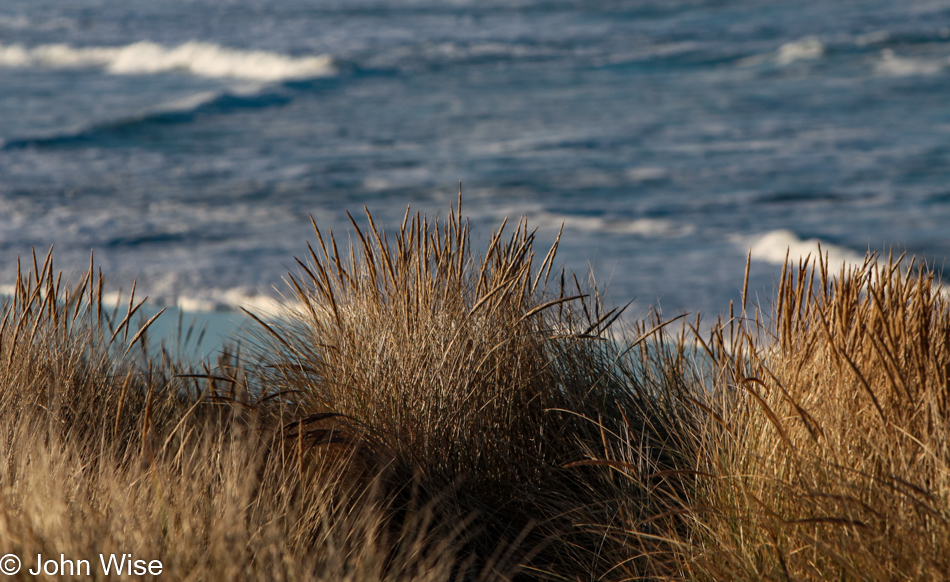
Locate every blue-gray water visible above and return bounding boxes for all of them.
[2,0,949,334]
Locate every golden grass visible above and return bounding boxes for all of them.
[3,201,949,581]
[0,247,509,581]
[650,252,950,581]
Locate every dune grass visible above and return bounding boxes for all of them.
[1,201,948,580]
[672,253,950,580]
[0,249,482,581]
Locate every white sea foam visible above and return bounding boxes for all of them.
[874,49,945,76]
[0,40,336,81]
[1,280,291,317]
[744,229,865,269]
[175,288,290,317]
[775,36,825,65]
[533,212,694,238]
[743,230,950,300]
[739,36,825,67]
[99,291,130,310]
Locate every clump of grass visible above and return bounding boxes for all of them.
[0,249,183,453]
[677,253,950,580]
[249,199,683,577]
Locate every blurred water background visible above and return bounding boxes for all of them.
[2,0,949,351]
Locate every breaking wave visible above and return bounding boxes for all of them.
[173,288,289,316]
[743,229,865,269]
[0,40,336,82]
[0,283,286,317]
[741,230,950,300]
[739,36,825,67]
[774,36,825,65]
[874,49,946,76]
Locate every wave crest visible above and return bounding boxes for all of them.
[875,49,945,76]
[739,36,825,67]
[745,229,864,268]
[775,36,825,65]
[0,40,336,81]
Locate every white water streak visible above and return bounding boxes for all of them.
[0,40,335,82]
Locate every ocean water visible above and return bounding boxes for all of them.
[2,0,950,334]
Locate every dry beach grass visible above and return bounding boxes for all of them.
[1,201,948,580]
[675,253,950,580]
